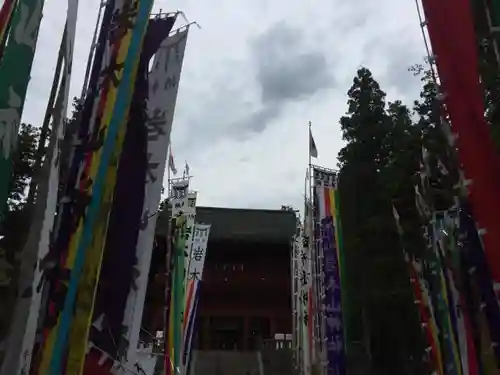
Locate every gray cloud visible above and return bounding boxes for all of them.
[237,22,334,133]
[24,0,425,210]
[252,22,333,104]
[355,12,425,105]
[258,51,332,103]
[236,105,280,135]
[383,46,424,103]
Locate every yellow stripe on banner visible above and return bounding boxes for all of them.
[327,188,335,219]
[439,274,462,375]
[327,188,343,275]
[38,5,139,374]
[183,280,194,335]
[38,227,85,373]
[64,13,139,375]
[424,291,443,374]
[328,188,339,240]
[38,167,89,371]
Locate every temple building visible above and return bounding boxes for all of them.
[144,206,297,353]
[192,207,296,351]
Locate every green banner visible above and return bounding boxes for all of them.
[0,0,44,219]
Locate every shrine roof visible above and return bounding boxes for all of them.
[156,206,297,243]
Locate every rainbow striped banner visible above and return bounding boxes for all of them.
[424,219,462,375]
[411,256,444,375]
[312,166,346,375]
[41,1,155,373]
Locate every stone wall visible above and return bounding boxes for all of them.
[189,351,261,375]
[188,348,294,375]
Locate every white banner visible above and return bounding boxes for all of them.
[123,27,189,364]
[187,224,210,281]
[149,27,189,150]
[170,179,189,211]
[300,206,312,375]
[178,190,197,374]
[291,226,301,372]
[180,191,197,299]
[183,192,197,271]
[181,223,211,375]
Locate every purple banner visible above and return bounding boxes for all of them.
[321,215,346,375]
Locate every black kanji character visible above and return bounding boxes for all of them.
[192,247,204,262]
[301,270,308,284]
[146,109,167,141]
[189,270,201,280]
[146,153,159,183]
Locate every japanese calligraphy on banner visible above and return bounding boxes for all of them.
[183,192,197,273]
[166,185,190,375]
[122,14,181,365]
[170,179,189,214]
[301,201,313,374]
[148,28,189,144]
[292,218,311,375]
[188,224,210,280]
[313,167,336,187]
[181,223,211,372]
[313,166,346,375]
[187,224,210,281]
[169,180,196,273]
[291,229,300,371]
[182,223,208,344]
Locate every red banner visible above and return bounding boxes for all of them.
[421,0,500,291]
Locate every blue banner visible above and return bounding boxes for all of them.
[321,213,346,375]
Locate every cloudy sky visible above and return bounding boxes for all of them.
[21,0,426,210]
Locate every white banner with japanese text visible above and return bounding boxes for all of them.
[181,223,211,374]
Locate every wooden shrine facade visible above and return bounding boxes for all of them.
[142,206,297,351]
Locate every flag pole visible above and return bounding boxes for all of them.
[308,121,312,172]
[308,120,313,202]
[308,120,314,208]
[307,120,317,365]
[304,169,308,201]
[308,120,314,219]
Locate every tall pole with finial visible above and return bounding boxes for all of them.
[307,120,318,369]
[308,121,313,176]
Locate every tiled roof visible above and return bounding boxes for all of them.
[156,206,297,243]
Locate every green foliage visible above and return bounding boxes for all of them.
[7,123,39,209]
[471,0,500,151]
[0,123,39,258]
[0,122,40,339]
[0,98,80,294]
[337,67,449,374]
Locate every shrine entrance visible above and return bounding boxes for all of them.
[210,316,244,350]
